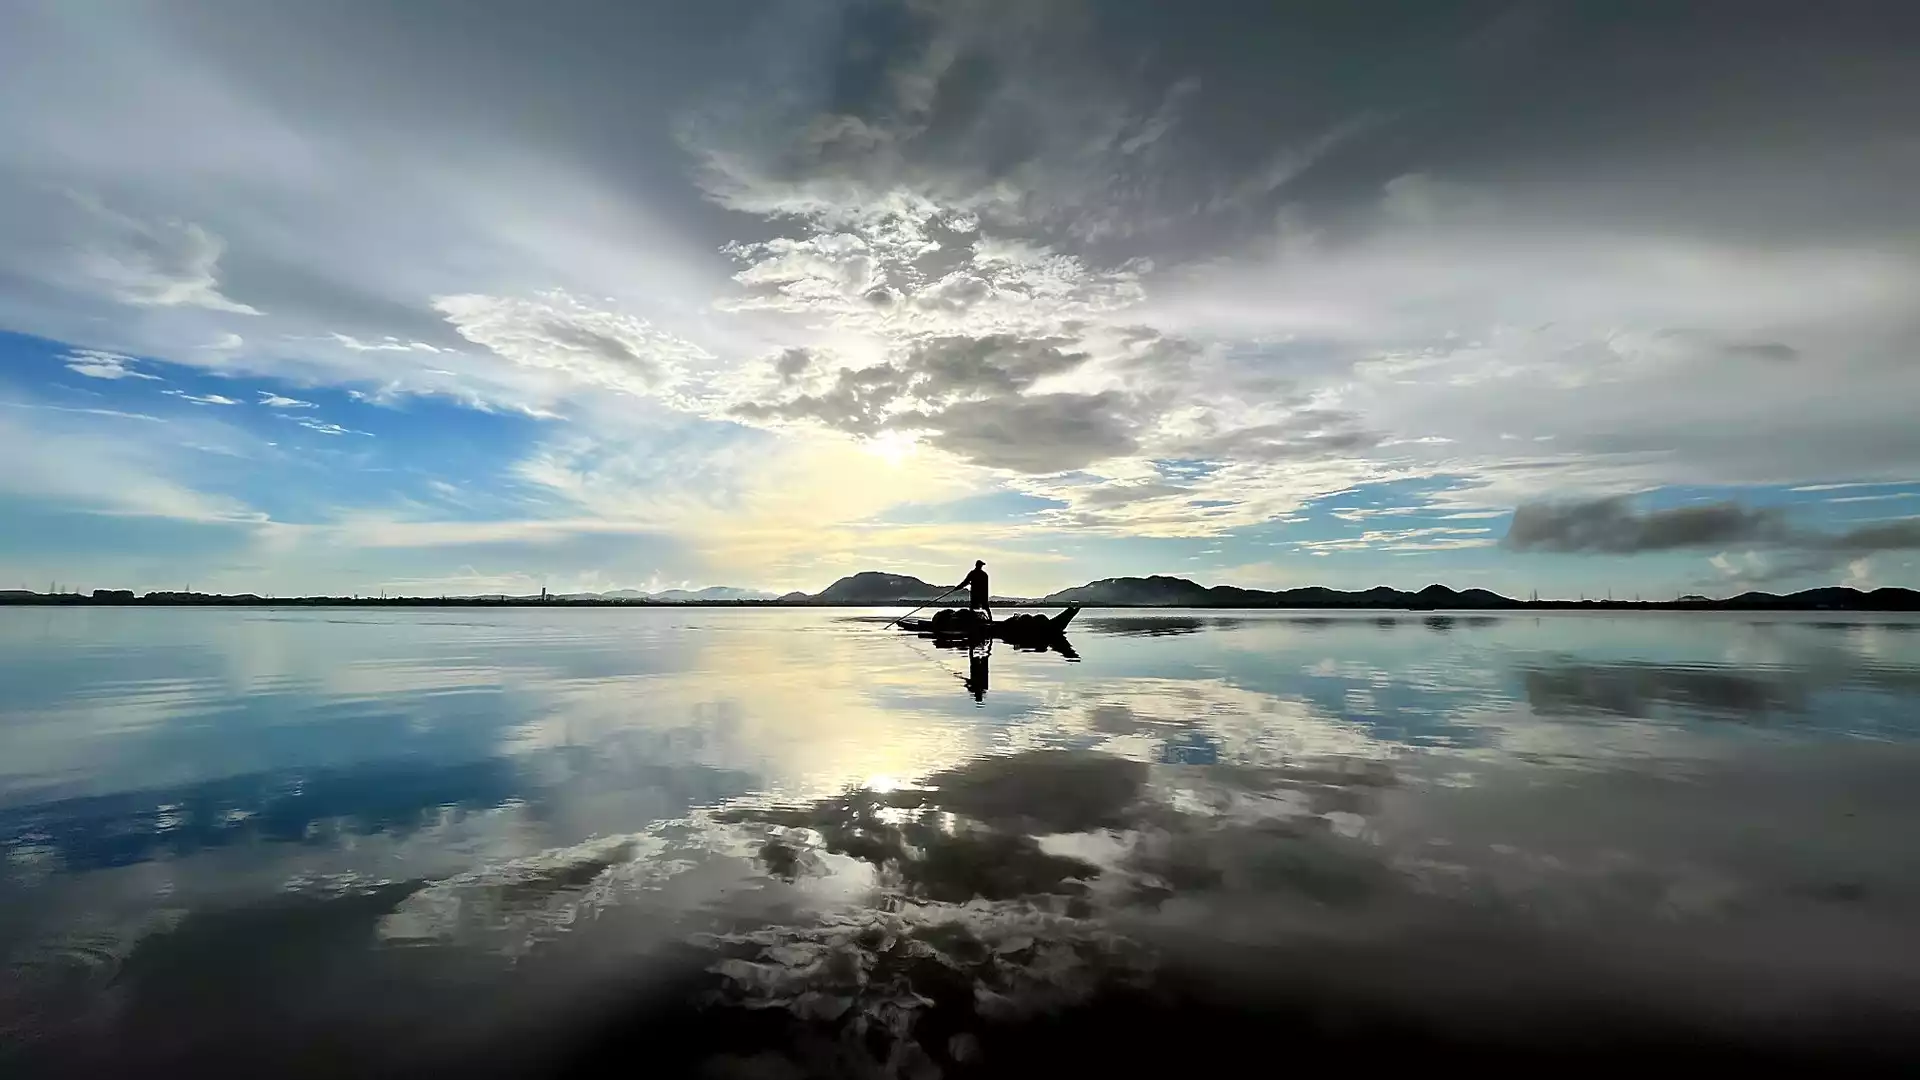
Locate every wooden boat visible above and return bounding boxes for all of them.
[898,606,1080,645]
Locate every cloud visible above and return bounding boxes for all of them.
[62,348,160,381]
[1296,526,1496,555]
[1722,341,1800,363]
[716,208,1148,340]
[773,346,815,383]
[0,401,164,423]
[1169,409,1381,464]
[729,327,1165,473]
[899,391,1140,474]
[283,414,370,437]
[1842,557,1877,591]
[1824,519,1920,553]
[1826,491,1919,504]
[1379,172,1498,226]
[257,391,316,409]
[162,390,242,406]
[904,334,1090,399]
[732,363,910,436]
[67,195,261,315]
[730,332,1133,469]
[2,1,1919,591]
[0,402,263,522]
[1792,482,1887,493]
[1072,481,1192,508]
[330,333,443,354]
[1505,497,1790,554]
[432,290,712,404]
[1505,496,1920,556]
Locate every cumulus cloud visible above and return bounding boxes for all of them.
[63,349,160,381]
[730,331,1147,471]
[772,346,816,383]
[905,334,1088,398]
[718,208,1148,338]
[732,363,910,437]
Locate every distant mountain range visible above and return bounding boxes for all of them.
[1039,576,1524,609]
[6,575,1918,611]
[1043,576,1920,611]
[748,573,1918,611]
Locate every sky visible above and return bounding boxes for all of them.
[1,0,1917,600]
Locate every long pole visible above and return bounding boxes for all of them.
[888,586,961,629]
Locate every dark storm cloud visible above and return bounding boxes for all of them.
[1505,497,1790,554]
[689,0,1920,265]
[1504,496,1920,556]
[1826,520,1920,553]
[681,0,1440,250]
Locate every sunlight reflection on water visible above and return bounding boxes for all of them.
[4,607,1920,1071]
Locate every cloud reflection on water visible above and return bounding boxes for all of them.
[4,607,1920,1069]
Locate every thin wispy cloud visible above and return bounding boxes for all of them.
[282,414,371,437]
[161,390,241,406]
[1,401,166,422]
[63,349,160,381]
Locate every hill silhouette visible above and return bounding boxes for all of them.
[5,575,1917,611]
[812,571,950,604]
[1042,577,1525,609]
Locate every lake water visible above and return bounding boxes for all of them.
[4,606,1920,1072]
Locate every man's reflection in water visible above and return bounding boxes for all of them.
[964,644,990,703]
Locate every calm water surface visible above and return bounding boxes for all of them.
[4,607,1920,1072]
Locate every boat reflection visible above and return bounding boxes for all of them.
[915,629,1079,662]
[914,635,1082,705]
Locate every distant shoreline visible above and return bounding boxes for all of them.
[4,595,1917,612]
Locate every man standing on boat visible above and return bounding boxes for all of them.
[956,560,992,622]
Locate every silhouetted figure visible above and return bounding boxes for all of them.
[956,560,992,621]
[964,646,990,702]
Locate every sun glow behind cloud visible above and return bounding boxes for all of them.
[862,429,921,467]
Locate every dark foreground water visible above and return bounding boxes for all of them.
[4,607,1919,1074]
